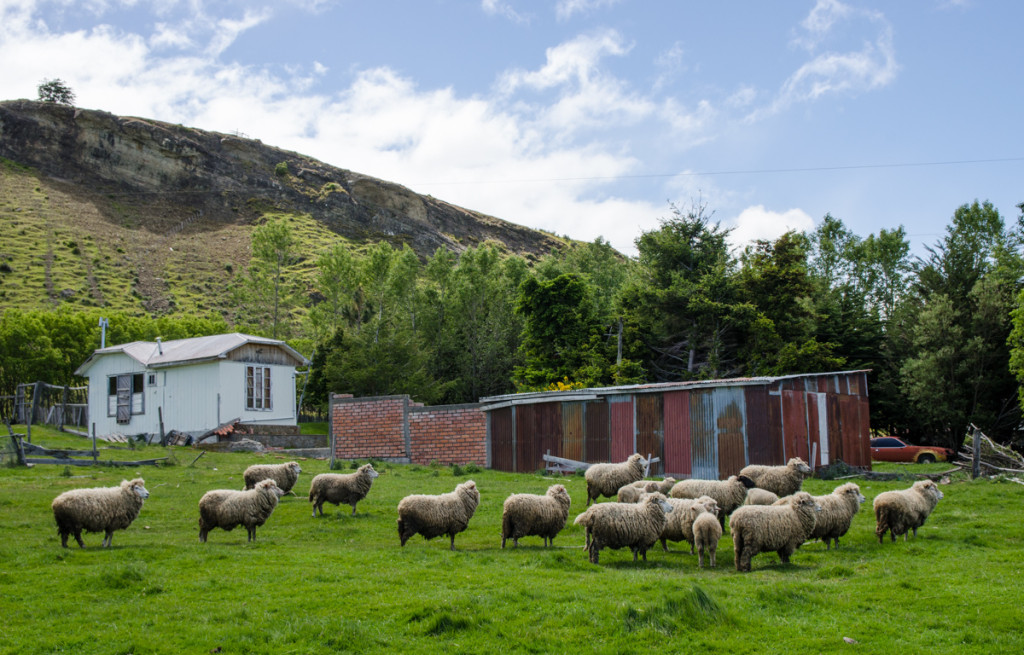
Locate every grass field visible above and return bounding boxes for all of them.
[2,426,1022,654]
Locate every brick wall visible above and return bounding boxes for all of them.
[330,394,488,465]
[408,403,487,466]
[330,394,410,461]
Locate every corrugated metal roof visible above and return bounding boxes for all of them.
[74,332,309,375]
[478,370,871,408]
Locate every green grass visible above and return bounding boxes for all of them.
[2,425,1022,654]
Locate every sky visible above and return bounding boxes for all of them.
[1,0,1022,257]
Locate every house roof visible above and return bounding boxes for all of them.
[74,332,309,376]
[477,369,871,410]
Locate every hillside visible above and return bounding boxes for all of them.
[0,99,564,315]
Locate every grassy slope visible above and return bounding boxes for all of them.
[1,426,1021,654]
[0,160,347,320]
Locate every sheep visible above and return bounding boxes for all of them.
[729,491,822,572]
[693,510,723,568]
[243,461,302,495]
[309,463,380,517]
[397,480,480,551]
[573,492,673,564]
[873,480,944,543]
[669,475,756,528]
[658,495,720,553]
[775,482,866,549]
[616,477,677,503]
[739,458,812,497]
[744,488,780,506]
[501,484,571,548]
[584,453,646,506]
[51,478,150,548]
[199,478,285,542]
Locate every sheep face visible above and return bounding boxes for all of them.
[257,479,286,497]
[736,475,756,489]
[289,462,303,475]
[125,479,150,500]
[789,458,812,475]
[916,480,944,502]
[791,491,822,514]
[646,493,673,514]
[361,464,380,479]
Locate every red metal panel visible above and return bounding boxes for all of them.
[781,390,809,462]
[489,407,514,472]
[827,394,843,465]
[534,402,563,473]
[714,387,747,478]
[515,405,536,473]
[609,396,635,462]
[767,392,784,461]
[663,391,691,478]
[562,402,584,462]
[584,401,609,463]
[690,390,717,479]
[744,386,780,465]
[806,392,823,468]
[635,394,664,476]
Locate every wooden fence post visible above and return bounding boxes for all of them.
[60,385,69,432]
[972,425,981,479]
[92,422,98,464]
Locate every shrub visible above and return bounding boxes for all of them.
[275,162,289,177]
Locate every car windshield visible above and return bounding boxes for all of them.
[871,437,904,448]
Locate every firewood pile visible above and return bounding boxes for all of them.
[956,427,1024,475]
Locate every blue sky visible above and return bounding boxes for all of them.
[2,0,1021,257]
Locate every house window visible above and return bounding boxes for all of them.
[148,373,157,386]
[107,373,144,423]
[246,366,272,411]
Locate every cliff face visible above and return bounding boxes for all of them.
[0,99,562,259]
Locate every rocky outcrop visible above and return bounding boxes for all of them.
[0,99,563,259]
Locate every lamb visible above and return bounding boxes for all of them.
[573,492,673,564]
[669,475,756,528]
[692,510,723,568]
[243,461,302,495]
[775,482,866,549]
[658,495,720,553]
[873,480,944,543]
[199,478,286,542]
[397,480,480,551]
[584,453,646,505]
[739,458,812,497]
[729,491,822,572]
[744,488,780,506]
[501,484,571,548]
[309,463,380,517]
[616,477,677,503]
[51,478,150,548]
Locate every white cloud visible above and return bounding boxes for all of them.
[480,0,529,23]
[555,0,622,21]
[726,205,815,251]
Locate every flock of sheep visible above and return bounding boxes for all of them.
[49,453,945,571]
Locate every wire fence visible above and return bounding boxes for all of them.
[0,382,88,429]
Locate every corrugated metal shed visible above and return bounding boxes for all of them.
[481,370,872,478]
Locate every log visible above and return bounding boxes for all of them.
[24,457,168,467]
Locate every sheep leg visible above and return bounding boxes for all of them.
[73,531,85,548]
[199,529,208,543]
[58,531,69,548]
[449,533,456,552]
[709,546,716,568]
[351,503,358,516]
[697,545,705,568]
[660,537,668,552]
[588,542,600,564]
[102,531,114,548]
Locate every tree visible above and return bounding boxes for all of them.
[236,216,298,339]
[37,78,75,105]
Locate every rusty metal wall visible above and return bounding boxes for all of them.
[714,387,748,478]
[805,392,825,468]
[744,386,780,465]
[489,407,514,472]
[635,394,664,476]
[609,395,635,462]
[857,396,872,468]
[690,389,717,479]
[663,390,691,478]
[585,400,609,463]
[781,390,809,462]
[531,402,563,472]
[561,401,585,462]
[827,394,843,465]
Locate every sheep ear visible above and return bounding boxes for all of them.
[738,476,755,489]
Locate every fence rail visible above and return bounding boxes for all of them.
[0,382,89,429]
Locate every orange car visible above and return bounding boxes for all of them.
[870,437,955,464]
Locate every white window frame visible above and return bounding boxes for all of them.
[246,366,272,411]
[107,373,145,422]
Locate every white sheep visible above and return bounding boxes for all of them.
[51,478,150,548]
[616,477,677,503]
[309,463,380,517]
[658,495,719,553]
[670,475,755,528]
[692,510,722,568]
[199,478,286,542]
[775,482,866,549]
[729,491,822,572]
[739,458,812,497]
[573,492,673,564]
[501,484,571,548]
[873,480,944,543]
[243,461,302,495]
[397,480,480,551]
[744,488,780,506]
[584,453,646,505]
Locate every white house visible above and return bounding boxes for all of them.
[74,333,310,438]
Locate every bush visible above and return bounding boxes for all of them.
[275,162,289,177]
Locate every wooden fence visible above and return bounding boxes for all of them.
[0,382,88,430]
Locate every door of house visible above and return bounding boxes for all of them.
[116,375,131,424]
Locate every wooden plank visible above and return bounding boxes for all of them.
[25,457,168,467]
